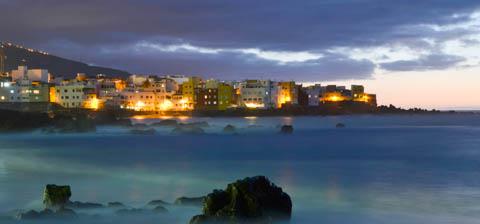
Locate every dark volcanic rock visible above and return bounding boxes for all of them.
[336,123,346,128]
[174,196,205,206]
[151,119,178,126]
[189,176,292,224]
[179,121,210,128]
[280,125,294,134]
[44,116,96,133]
[222,124,237,134]
[66,201,104,209]
[43,184,72,210]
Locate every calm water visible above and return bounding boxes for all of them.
[1,114,480,223]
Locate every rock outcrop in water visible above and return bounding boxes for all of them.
[336,123,346,128]
[151,119,178,126]
[43,184,72,210]
[222,124,237,134]
[280,125,294,134]
[189,176,292,224]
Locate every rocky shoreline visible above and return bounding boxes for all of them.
[3,176,292,224]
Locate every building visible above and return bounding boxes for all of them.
[182,76,202,110]
[217,82,234,110]
[96,78,126,99]
[0,79,49,103]
[304,84,322,106]
[11,66,51,83]
[277,81,298,107]
[192,79,235,111]
[351,85,365,98]
[116,89,157,111]
[51,79,100,109]
[0,44,5,75]
[239,80,278,109]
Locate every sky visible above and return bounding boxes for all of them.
[1,0,480,109]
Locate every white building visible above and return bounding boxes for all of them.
[11,66,51,83]
[0,79,50,103]
[238,80,278,109]
[304,84,322,106]
[51,79,99,109]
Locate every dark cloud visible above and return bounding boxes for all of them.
[0,0,479,80]
[380,54,466,72]
[82,48,375,82]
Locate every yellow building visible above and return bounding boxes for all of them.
[181,77,202,110]
[277,81,297,108]
[353,93,377,106]
[217,83,234,110]
[51,80,101,109]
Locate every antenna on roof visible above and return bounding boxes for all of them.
[0,44,5,75]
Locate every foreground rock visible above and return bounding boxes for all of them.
[336,123,346,128]
[280,125,294,134]
[43,116,96,134]
[189,176,292,224]
[222,124,237,134]
[179,121,210,128]
[43,184,72,210]
[174,196,205,206]
[151,119,178,126]
[153,205,168,213]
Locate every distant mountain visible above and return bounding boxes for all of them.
[0,42,131,78]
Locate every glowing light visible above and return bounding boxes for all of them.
[159,99,173,111]
[85,97,100,110]
[134,101,145,111]
[245,102,264,108]
[330,96,340,102]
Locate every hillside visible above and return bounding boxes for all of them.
[0,42,131,78]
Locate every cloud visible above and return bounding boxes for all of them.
[1,0,480,80]
[380,54,465,72]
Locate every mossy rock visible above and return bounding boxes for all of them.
[280,125,294,134]
[43,185,71,210]
[190,176,292,224]
[222,124,236,134]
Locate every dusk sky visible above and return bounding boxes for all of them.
[1,0,480,109]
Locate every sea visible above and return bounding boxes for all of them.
[1,114,480,224]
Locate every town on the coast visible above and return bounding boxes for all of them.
[0,43,376,113]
